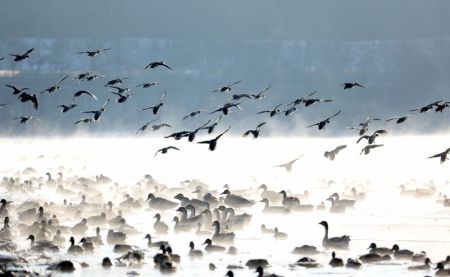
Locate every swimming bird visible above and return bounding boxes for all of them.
[17,92,38,109]
[0,217,12,240]
[435,263,450,276]
[307,111,341,130]
[295,257,320,268]
[155,146,180,157]
[324,145,347,161]
[139,91,166,115]
[73,90,98,100]
[5,84,29,95]
[10,48,34,62]
[197,126,230,151]
[67,237,84,255]
[203,238,225,252]
[77,48,110,57]
[252,85,271,99]
[213,80,241,93]
[144,234,169,248]
[386,115,414,124]
[212,220,235,243]
[318,221,350,249]
[153,214,169,234]
[57,104,77,113]
[255,266,282,277]
[273,155,303,172]
[82,99,109,121]
[145,61,173,70]
[359,252,391,263]
[360,144,383,155]
[146,193,178,210]
[357,130,387,144]
[221,189,254,208]
[329,251,344,267]
[274,227,288,240]
[342,82,365,89]
[12,116,39,124]
[27,234,60,252]
[330,193,355,208]
[258,184,282,203]
[258,103,283,117]
[346,258,362,268]
[292,245,319,255]
[260,199,289,214]
[427,148,450,164]
[408,258,432,271]
[152,123,172,131]
[367,242,392,255]
[79,238,94,253]
[210,102,241,115]
[279,190,300,209]
[410,100,442,113]
[188,241,203,258]
[243,122,267,139]
[136,81,159,88]
[40,75,69,94]
[107,230,126,244]
[391,244,414,259]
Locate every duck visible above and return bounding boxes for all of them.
[107,229,126,244]
[87,212,107,226]
[435,263,450,276]
[226,271,234,277]
[279,190,300,209]
[71,218,88,236]
[79,238,95,253]
[52,230,66,246]
[118,250,145,265]
[212,221,235,243]
[255,266,283,277]
[326,197,346,214]
[359,252,391,263]
[246,259,269,269]
[102,257,113,268]
[367,242,392,255]
[392,244,413,259]
[203,238,226,252]
[438,256,450,265]
[173,216,193,233]
[153,213,169,234]
[407,257,432,271]
[188,241,203,258]
[67,236,84,255]
[146,193,178,211]
[153,245,170,265]
[113,244,134,253]
[292,245,319,255]
[144,234,169,248]
[346,258,362,268]
[224,207,251,230]
[260,199,289,214]
[221,189,254,208]
[27,234,60,252]
[258,184,282,203]
[329,251,344,267]
[318,221,350,249]
[166,246,180,263]
[273,227,288,240]
[295,257,319,268]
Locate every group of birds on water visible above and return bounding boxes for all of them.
[1,47,449,162]
[0,168,449,276]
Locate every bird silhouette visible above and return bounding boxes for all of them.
[342,82,365,89]
[57,104,77,113]
[73,90,97,101]
[145,61,173,70]
[139,92,166,115]
[360,144,384,155]
[243,122,267,139]
[5,84,29,95]
[82,99,110,121]
[274,155,303,172]
[12,116,39,124]
[427,148,450,164]
[77,48,111,57]
[210,103,241,115]
[18,92,38,110]
[40,75,69,94]
[213,80,241,93]
[324,145,347,161]
[257,104,283,117]
[197,126,231,151]
[10,48,34,62]
[155,146,180,157]
[307,111,341,130]
[410,100,442,113]
[252,85,271,100]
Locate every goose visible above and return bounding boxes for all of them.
[318,221,350,249]
[85,226,103,245]
[329,252,344,267]
[176,207,200,227]
[428,148,450,164]
[71,218,88,236]
[438,256,450,265]
[105,77,128,87]
[221,189,254,208]
[77,48,110,57]
[145,61,173,70]
[113,244,134,253]
[17,92,38,109]
[146,193,178,211]
[258,184,282,203]
[184,205,204,225]
[79,238,94,253]
[139,91,166,115]
[82,99,110,121]
[307,111,341,130]
[324,145,347,161]
[203,238,226,252]
[10,48,34,62]
[292,245,319,255]
[252,85,271,99]
[359,252,391,263]
[57,104,77,113]
[226,271,234,277]
[255,266,283,277]
[212,221,235,243]
[52,230,66,246]
[273,156,303,172]
[210,103,241,116]
[260,199,289,214]
[107,230,126,244]
[27,234,60,252]
[330,193,355,208]
[346,258,362,268]
[188,241,203,258]
[67,237,84,255]
[153,245,170,265]
[102,257,113,268]
[386,115,414,124]
[392,244,414,259]
[279,191,299,209]
[257,104,283,117]
[0,217,12,240]
[356,130,388,144]
[0,199,12,217]
[295,257,319,268]
[118,218,139,235]
[118,250,145,265]
[273,227,287,240]
[136,81,159,88]
[367,242,392,255]
[153,214,169,234]
[224,207,252,230]
[342,82,365,89]
[87,212,107,226]
[40,75,69,94]
[144,234,169,248]
[360,144,384,155]
[173,216,193,233]
[408,258,432,271]
[243,122,267,139]
[166,246,180,263]
[197,126,230,151]
[435,263,450,276]
[410,100,442,113]
[5,84,29,95]
[412,251,427,262]
[246,259,269,269]
[213,80,241,93]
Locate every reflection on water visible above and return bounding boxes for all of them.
[0,135,449,276]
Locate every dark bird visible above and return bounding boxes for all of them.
[152,123,172,131]
[257,104,283,117]
[0,57,4,61]
[145,61,173,70]
[12,116,39,124]
[410,100,442,113]
[73,72,94,82]
[105,78,128,87]
[324,145,347,161]
[183,110,206,120]
[84,73,103,81]
[319,221,350,249]
[109,85,130,94]
[187,120,211,142]
[360,144,384,155]
[210,102,241,115]
[18,92,38,110]
[231,93,252,101]
[139,92,166,115]
[77,48,110,57]
[307,111,341,130]
[74,118,94,125]
[136,82,160,88]
[435,101,450,112]
[73,90,97,100]
[243,122,267,139]
[155,146,180,157]
[164,130,190,140]
[342,82,365,89]
[252,85,271,100]
[356,130,388,144]
[136,119,158,134]
[0,103,6,108]
[347,117,381,136]
[10,48,34,62]
[57,104,77,113]
[197,126,230,151]
[40,75,69,94]
[427,148,450,164]
[204,116,222,134]
[82,99,110,121]
[284,106,297,116]
[109,91,133,103]
[274,155,303,172]
[303,98,333,107]
[213,80,241,93]
[386,115,414,124]
[5,84,29,95]
[288,90,317,106]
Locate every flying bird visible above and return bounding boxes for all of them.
[284,106,297,116]
[73,90,97,100]
[242,122,267,139]
[435,102,450,113]
[288,90,317,106]
[145,61,173,70]
[12,116,39,124]
[183,110,206,120]
[5,84,29,95]
[210,102,241,115]
[187,120,211,142]
[0,103,7,108]
[109,85,130,94]
[360,144,383,155]
[82,99,110,121]
[136,82,159,88]
[136,119,158,134]
[213,80,241,93]
[155,146,180,157]
[342,82,365,89]
[10,48,34,62]
[303,98,333,107]
[57,104,77,113]
[252,85,271,100]
[164,130,191,140]
[427,148,450,164]
[77,48,111,57]
[105,78,128,87]
[18,92,38,110]
[197,126,231,151]
[307,111,341,130]
[152,123,172,131]
[74,118,94,125]
[109,91,133,103]
[386,115,414,124]
[356,130,388,144]
[231,93,252,101]
[204,116,222,134]
[139,92,166,115]
[257,103,283,117]
[324,145,347,161]
[0,57,4,61]
[274,155,303,172]
[347,117,381,136]
[40,75,69,94]
[410,100,442,113]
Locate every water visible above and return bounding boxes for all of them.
[0,135,449,276]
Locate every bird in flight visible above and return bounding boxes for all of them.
[74,118,94,125]
[257,104,283,117]
[356,130,388,144]
[231,93,252,101]
[347,117,381,136]
[155,146,180,157]
[77,48,111,57]
[104,77,128,87]
[307,111,341,130]
[18,92,38,110]
[386,115,414,124]
[145,61,173,70]
[204,115,222,134]
[5,84,29,95]
[342,82,365,89]
[0,57,4,61]
[410,100,442,113]
[40,75,69,94]
[324,145,347,161]
[10,48,34,62]
[197,126,231,151]
[252,85,271,100]
[136,82,160,89]
[210,102,241,116]
[288,90,317,106]
[213,80,241,93]
[360,144,383,155]
[274,155,303,172]
[152,123,172,131]
[183,110,206,120]
[12,116,39,124]
[242,122,267,139]
[434,102,450,113]
[427,148,450,164]
[73,90,98,101]
[57,104,77,113]
[109,91,133,104]
[139,92,166,115]
[82,99,110,121]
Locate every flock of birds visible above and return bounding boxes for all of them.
[0,46,449,277]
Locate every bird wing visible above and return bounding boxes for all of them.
[257,110,270,114]
[329,110,342,119]
[385,117,398,122]
[160,91,166,101]
[154,149,162,157]
[101,99,110,109]
[355,83,365,87]
[228,80,241,87]
[168,146,180,150]
[161,63,174,70]
[57,75,69,84]
[256,122,267,129]
[335,145,347,152]
[215,126,231,140]
[374,129,388,135]
[24,48,35,55]
[306,122,319,128]
[304,90,317,98]
[356,136,369,144]
[427,153,442,159]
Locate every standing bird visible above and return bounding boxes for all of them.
[213,80,241,93]
[252,85,271,100]
[77,48,111,57]
[357,130,388,144]
[386,115,414,124]
[243,122,267,139]
[324,145,347,161]
[307,111,341,130]
[427,148,450,164]
[139,92,166,115]
[5,84,29,95]
[341,82,365,89]
[18,92,38,109]
[410,100,442,113]
[82,99,110,121]
[274,155,303,172]
[360,144,384,155]
[57,104,77,113]
[12,116,39,124]
[257,104,283,117]
[145,61,173,70]
[197,126,231,151]
[40,75,69,94]
[10,48,34,62]
[155,146,180,157]
[73,90,97,101]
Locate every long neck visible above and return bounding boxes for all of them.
[214,223,220,235]
[323,224,329,241]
